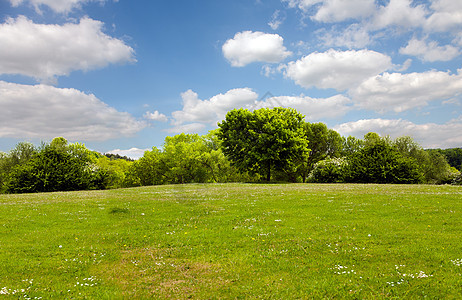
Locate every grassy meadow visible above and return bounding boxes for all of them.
[0,183,461,299]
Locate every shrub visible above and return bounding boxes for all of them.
[308,157,348,183]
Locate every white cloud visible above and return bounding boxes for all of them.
[284,49,392,91]
[222,31,292,67]
[425,0,462,32]
[318,24,371,49]
[171,88,259,128]
[268,10,285,30]
[144,110,168,122]
[166,123,207,134]
[371,0,428,30]
[0,16,135,82]
[0,81,146,140]
[350,70,462,113]
[168,88,352,133]
[283,0,323,12]
[9,0,107,14]
[399,37,460,62]
[106,148,149,160]
[334,117,462,149]
[253,94,352,120]
[285,0,427,30]
[312,0,375,23]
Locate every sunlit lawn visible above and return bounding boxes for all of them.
[0,183,461,299]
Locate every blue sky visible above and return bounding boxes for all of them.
[1,0,462,158]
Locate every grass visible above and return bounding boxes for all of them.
[0,183,461,299]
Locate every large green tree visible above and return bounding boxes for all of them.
[218,107,309,182]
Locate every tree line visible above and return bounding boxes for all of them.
[1,108,461,194]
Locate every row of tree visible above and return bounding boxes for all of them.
[218,108,461,184]
[1,108,461,193]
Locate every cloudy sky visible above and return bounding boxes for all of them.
[1,0,462,158]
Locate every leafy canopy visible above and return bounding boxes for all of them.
[218,107,309,181]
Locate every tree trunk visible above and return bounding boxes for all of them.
[266,162,271,182]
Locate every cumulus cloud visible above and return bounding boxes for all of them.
[168,88,352,133]
[284,49,392,91]
[144,110,168,122]
[371,0,428,30]
[253,94,352,120]
[171,88,259,128]
[334,117,462,149]
[350,70,462,113]
[0,81,145,140]
[312,0,375,23]
[222,31,292,67]
[0,16,135,82]
[286,0,427,29]
[425,0,462,32]
[399,37,460,62]
[9,0,107,14]
[165,123,207,134]
[318,24,371,49]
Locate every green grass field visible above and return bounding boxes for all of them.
[1,183,461,299]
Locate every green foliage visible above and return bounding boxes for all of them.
[95,156,133,188]
[346,138,423,184]
[308,157,348,183]
[342,135,364,156]
[4,137,113,193]
[218,107,309,181]
[393,136,456,184]
[162,133,210,183]
[426,148,462,171]
[104,153,134,161]
[6,146,88,193]
[301,122,343,182]
[1,112,459,191]
[125,132,249,187]
[453,172,462,185]
[125,147,165,187]
[0,142,37,193]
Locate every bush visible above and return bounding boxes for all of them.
[346,141,423,184]
[5,146,92,193]
[452,172,462,185]
[308,157,348,183]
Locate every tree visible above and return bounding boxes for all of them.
[4,137,110,193]
[6,145,90,193]
[218,107,309,182]
[124,147,165,187]
[0,142,37,193]
[393,136,456,184]
[426,148,462,171]
[124,133,237,186]
[342,136,364,156]
[346,138,423,184]
[95,156,132,189]
[301,122,343,182]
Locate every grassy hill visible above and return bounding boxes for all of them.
[1,183,461,298]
